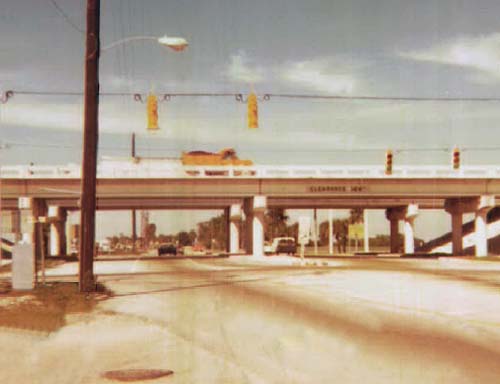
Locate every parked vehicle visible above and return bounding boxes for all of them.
[180,245,206,256]
[158,243,177,256]
[267,237,297,255]
[99,239,111,254]
[276,238,297,255]
[264,241,273,255]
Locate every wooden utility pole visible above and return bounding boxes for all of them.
[79,0,100,292]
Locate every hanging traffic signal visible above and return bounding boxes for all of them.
[147,93,159,131]
[385,149,393,175]
[452,147,460,170]
[247,92,258,129]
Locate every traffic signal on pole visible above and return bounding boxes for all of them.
[147,93,159,131]
[247,92,258,129]
[452,147,460,170]
[385,149,393,175]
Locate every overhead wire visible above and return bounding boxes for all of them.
[6,89,500,102]
[48,0,85,35]
[2,140,499,153]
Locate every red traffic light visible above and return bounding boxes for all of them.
[385,149,393,175]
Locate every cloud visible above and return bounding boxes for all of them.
[280,58,357,94]
[401,33,500,81]
[225,51,265,84]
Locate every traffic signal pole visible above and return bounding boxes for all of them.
[79,0,100,292]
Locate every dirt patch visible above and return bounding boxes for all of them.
[0,282,112,332]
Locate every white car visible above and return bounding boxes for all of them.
[264,241,273,255]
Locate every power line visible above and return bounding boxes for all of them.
[2,141,500,153]
[7,89,500,102]
[48,0,85,35]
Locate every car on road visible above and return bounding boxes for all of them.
[264,241,273,255]
[276,237,297,255]
[267,237,297,255]
[157,243,177,256]
[179,245,206,256]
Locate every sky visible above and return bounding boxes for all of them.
[1,0,499,240]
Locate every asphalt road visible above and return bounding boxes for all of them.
[3,256,500,383]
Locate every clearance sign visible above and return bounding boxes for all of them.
[348,223,364,240]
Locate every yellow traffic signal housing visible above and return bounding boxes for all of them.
[385,149,393,175]
[247,93,258,129]
[147,93,159,131]
[452,147,460,170]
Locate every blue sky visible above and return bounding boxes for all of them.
[1,0,499,239]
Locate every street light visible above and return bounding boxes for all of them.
[80,0,187,292]
[102,35,188,52]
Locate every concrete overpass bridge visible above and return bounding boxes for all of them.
[1,159,499,258]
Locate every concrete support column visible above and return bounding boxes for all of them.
[228,204,242,254]
[253,209,265,258]
[49,207,60,256]
[313,208,318,255]
[386,208,402,253]
[445,196,495,257]
[363,209,369,252]
[403,217,416,254]
[451,212,463,255]
[18,198,47,262]
[328,209,333,255]
[475,209,489,257]
[389,219,399,253]
[243,196,266,257]
[243,199,253,255]
[11,210,22,243]
[474,196,495,257]
[131,209,137,253]
[48,206,67,257]
[445,198,466,255]
[386,204,418,254]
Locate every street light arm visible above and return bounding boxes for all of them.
[101,36,158,51]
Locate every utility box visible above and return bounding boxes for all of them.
[12,243,35,290]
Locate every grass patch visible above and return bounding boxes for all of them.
[0,282,112,333]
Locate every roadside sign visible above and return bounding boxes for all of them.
[348,223,364,240]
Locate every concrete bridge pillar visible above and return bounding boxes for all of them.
[243,196,266,257]
[403,217,416,254]
[48,206,67,257]
[386,204,418,254]
[474,196,495,257]
[18,197,47,261]
[10,210,22,242]
[227,204,242,254]
[33,199,48,262]
[445,198,465,255]
[445,196,495,257]
[389,218,399,253]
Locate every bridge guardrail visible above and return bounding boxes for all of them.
[1,164,499,179]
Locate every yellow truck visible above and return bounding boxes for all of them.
[181,148,253,166]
